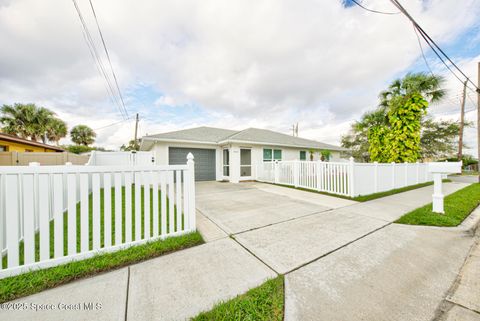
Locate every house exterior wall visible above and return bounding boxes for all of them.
[0,139,59,152]
[228,143,344,183]
[148,140,344,183]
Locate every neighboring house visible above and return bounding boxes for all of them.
[0,133,64,152]
[140,126,347,183]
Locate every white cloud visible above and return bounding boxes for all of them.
[154,95,176,107]
[0,0,478,150]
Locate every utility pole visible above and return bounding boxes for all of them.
[477,62,480,183]
[134,113,139,148]
[458,80,467,160]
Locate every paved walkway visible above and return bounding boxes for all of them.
[2,181,478,321]
[438,225,480,321]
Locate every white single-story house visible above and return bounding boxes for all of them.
[140,127,348,183]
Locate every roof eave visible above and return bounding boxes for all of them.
[140,137,220,145]
[218,139,346,151]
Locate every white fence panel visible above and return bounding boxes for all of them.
[257,159,434,197]
[87,151,155,166]
[0,155,196,279]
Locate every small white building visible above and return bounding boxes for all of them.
[140,126,347,183]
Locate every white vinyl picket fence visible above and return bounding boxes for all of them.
[257,158,433,197]
[0,154,196,278]
[86,151,155,166]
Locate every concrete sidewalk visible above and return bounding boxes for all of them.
[439,231,480,321]
[0,238,276,321]
[285,224,476,321]
[235,182,468,274]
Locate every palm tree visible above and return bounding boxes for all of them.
[0,103,63,143]
[70,125,96,146]
[379,72,445,108]
[46,118,68,145]
[0,103,38,139]
[34,107,55,143]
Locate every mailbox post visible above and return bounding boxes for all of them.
[427,162,462,214]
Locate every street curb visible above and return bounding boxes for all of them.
[457,206,480,235]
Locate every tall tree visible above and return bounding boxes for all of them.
[379,72,445,108]
[342,116,462,162]
[369,73,445,162]
[120,140,140,151]
[0,103,66,144]
[46,118,68,145]
[421,119,466,160]
[35,107,56,143]
[70,125,96,146]
[341,109,387,161]
[0,103,38,139]
[369,93,428,162]
[342,73,450,162]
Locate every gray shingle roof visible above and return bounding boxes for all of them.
[224,128,346,151]
[143,126,346,151]
[144,126,238,143]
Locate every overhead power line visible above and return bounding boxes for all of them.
[412,24,434,76]
[71,0,128,120]
[349,0,400,15]
[389,0,480,93]
[94,117,134,131]
[88,0,129,119]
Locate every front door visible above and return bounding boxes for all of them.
[240,149,252,179]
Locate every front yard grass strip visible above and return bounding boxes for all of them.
[268,180,450,202]
[0,231,204,303]
[191,276,284,321]
[395,183,480,227]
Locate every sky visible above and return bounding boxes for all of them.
[0,0,479,155]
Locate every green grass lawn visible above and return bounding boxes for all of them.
[191,276,284,321]
[269,180,450,202]
[395,183,480,227]
[0,231,203,303]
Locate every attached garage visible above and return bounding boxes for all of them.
[168,147,216,181]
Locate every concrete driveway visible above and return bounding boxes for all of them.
[195,181,356,235]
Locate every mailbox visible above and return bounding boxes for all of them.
[427,161,462,214]
[428,162,462,174]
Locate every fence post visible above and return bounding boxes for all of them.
[187,153,196,231]
[349,157,355,197]
[293,160,299,187]
[391,162,396,189]
[274,161,279,184]
[88,150,96,166]
[374,161,378,193]
[416,161,420,184]
[404,162,408,187]
[316,160,321,191]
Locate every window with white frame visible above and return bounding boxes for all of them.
[299,151,306,161]
[263,148,282,162]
